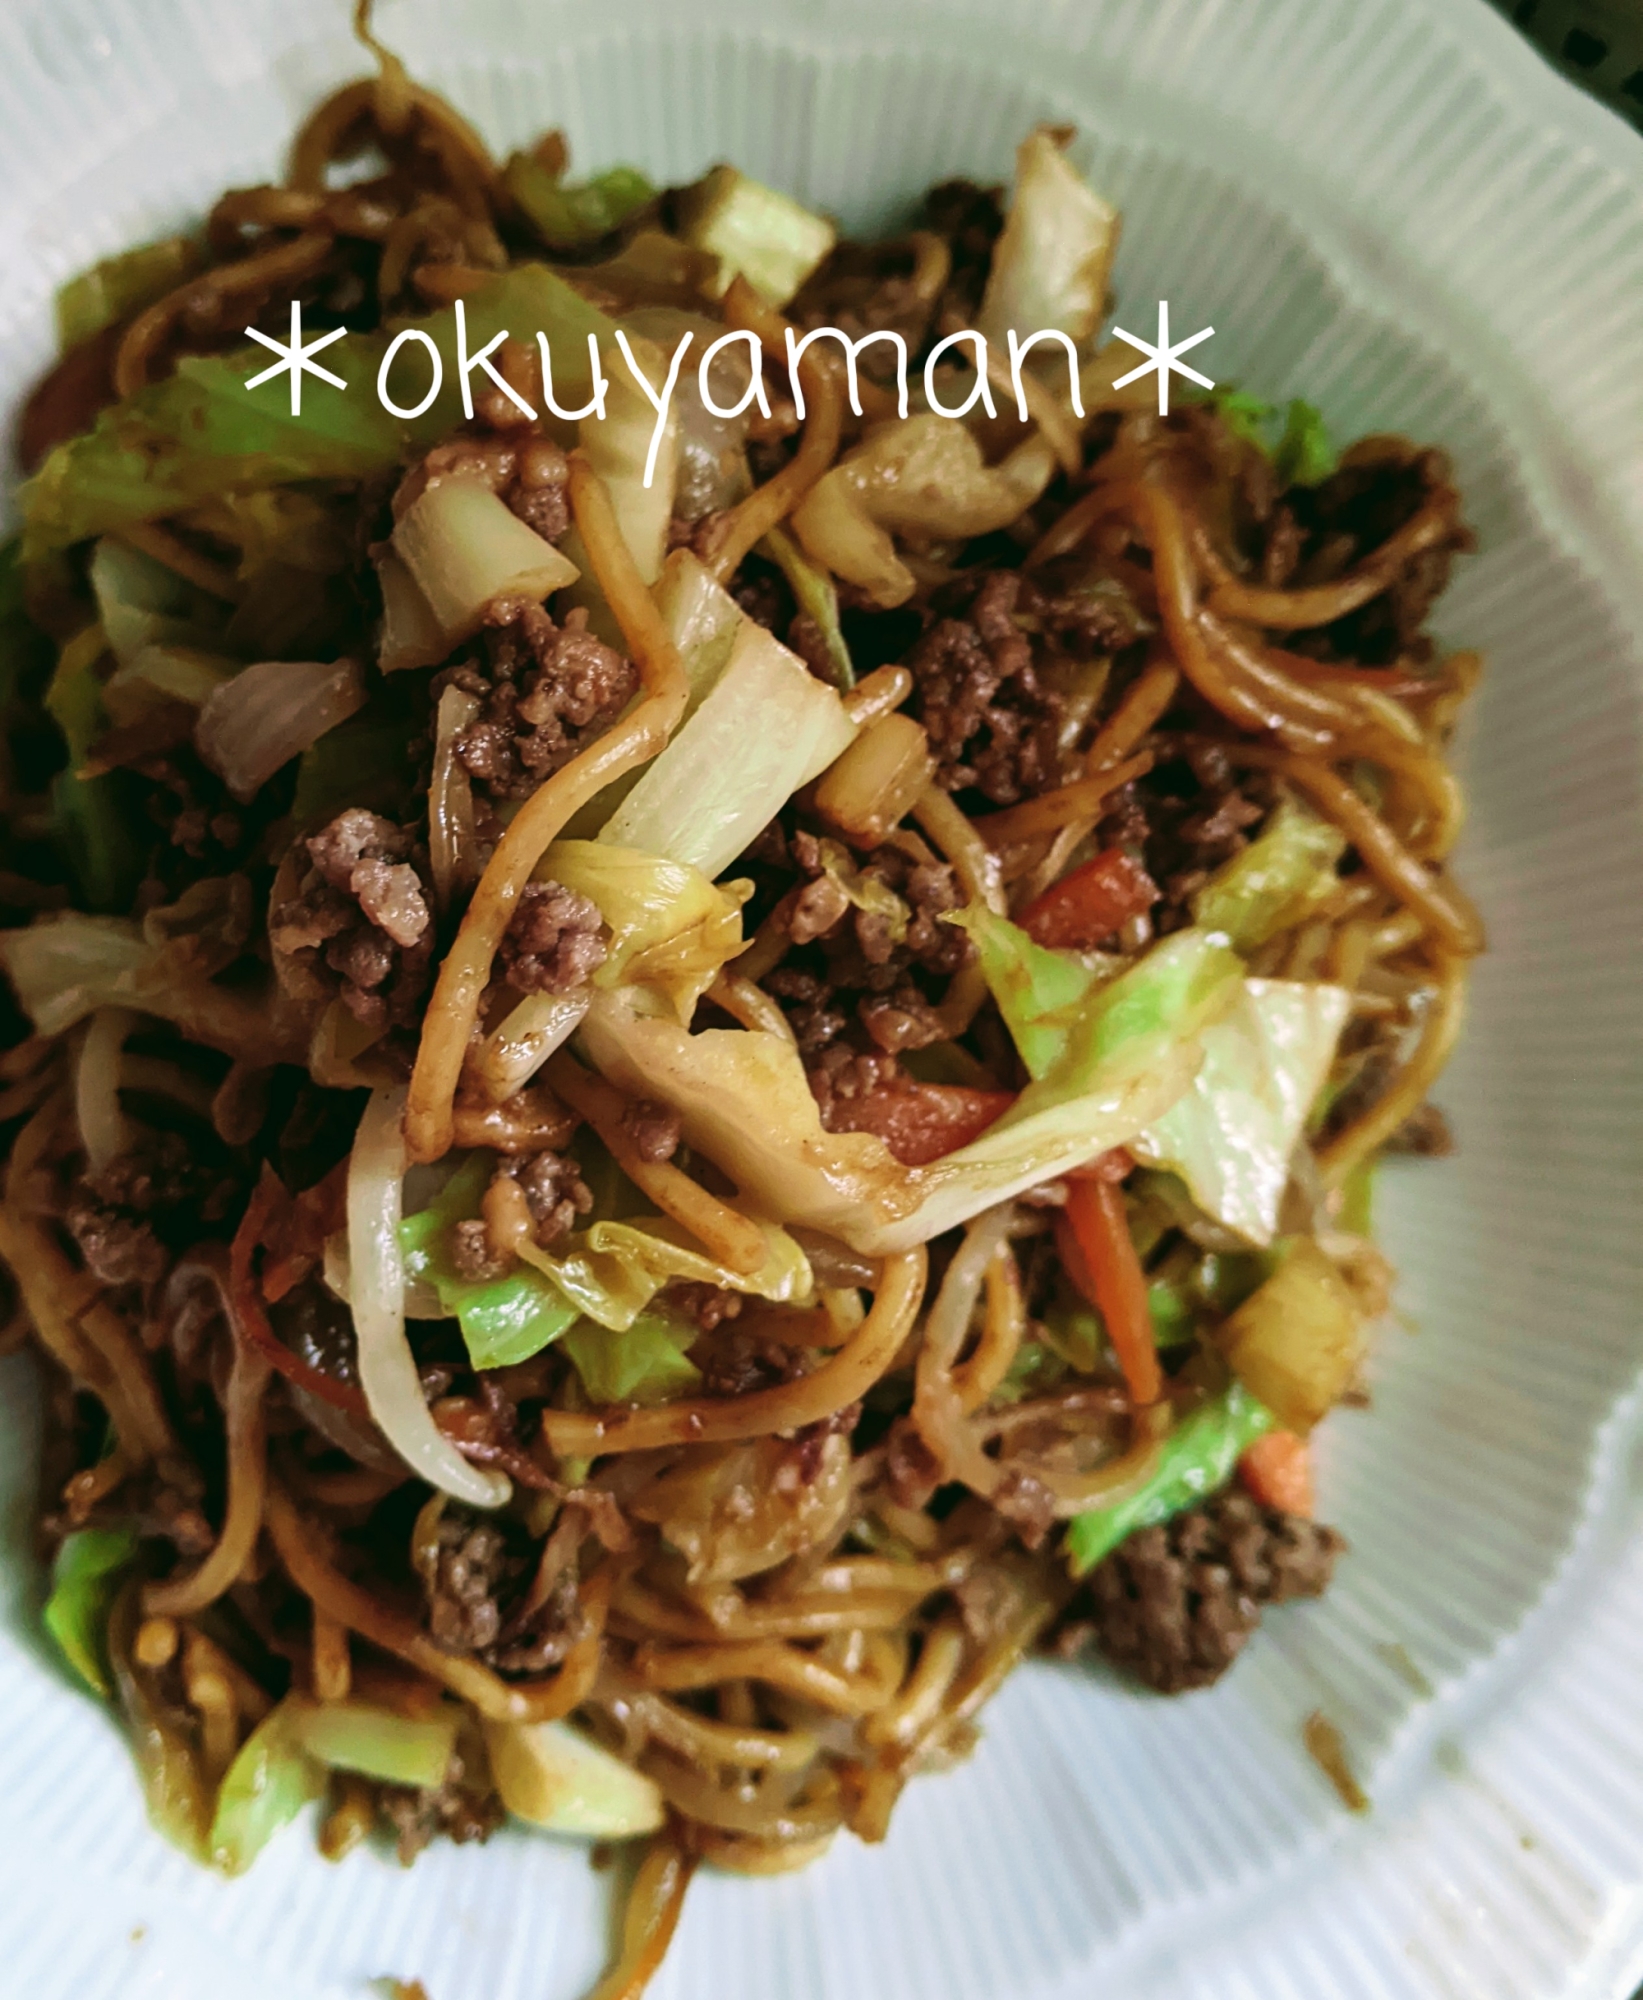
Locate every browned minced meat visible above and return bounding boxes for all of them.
[670,1281,745,1335]
[396,434,573,545]
[64,1133,239,1288]
[758,828,972,1065]
[452,1148,594,1276]
[922,180,1006,343]
[882,1416,944,1513]
[690,1315,813,1399]
[1099,743,1280,937]
[906,569,1143,808]
[269,809,434,1032]
[620,1096,682,1164]
[1069,1490,1345,1694]
[416,1503,587,1675]
[496,879,608,995]
[442,601,636,802]
[1270,441,1474,667]
[378,1755,506,1865]
[419,1509,509,1652]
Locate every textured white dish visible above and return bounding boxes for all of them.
[1,2,1641,1997]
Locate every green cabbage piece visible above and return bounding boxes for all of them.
[56,234,202,349]
[1063,1381,1276,1575]
[541,840,748,1020]
[294,1697,460,1789]
[400,1154,811,1368]
[23,265,614,557]
[560,1310,702,1405]
[504,155,655,252]
[1129,977,1351,1246]
[516,1212,812,1330]
[1273,400,1337,486]
[1190,796,1347,950]
[399,1157,581,1371]
[958,907,1240,1100]
[1198,390,1338,488]
[208,1697,325,1876]
[580,925,1240,1256]
[42,1524,138,1697]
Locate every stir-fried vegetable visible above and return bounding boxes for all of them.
[1063,1381,1276,1574]
[977,127,1119,356]
[676,165,836,307]
[394,482,580,643]
[560,1310,702,1405]
[56,235,202,350]
[1016,848,1158,950]
[541,840,748,1019]
[296,1697,462,1788]
[1215,1236,1363,1433]
[581,923,1239,1253]
[400,1158,581,1369]
[195,656,368,802]
[1060,1172,1162,1405]
[208,1699,325,1875]
[485,1717,666,1835]
[1191,795,1347,950]
[1129,977,1350,1245]
[1239,1429,1314,1515]
[598,616,857,880]
[41,1524,138,1697]
[23,264,614,558]
[504,153,655,253]
[792,415,1057,608]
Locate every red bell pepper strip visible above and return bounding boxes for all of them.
[823,1081,1016,1166]
[1017,848,1158,951]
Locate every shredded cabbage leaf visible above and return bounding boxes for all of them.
[1063,1381,1276,1574]
[1130,977,1351,1245]
[23,265,614,557]
[208,1699,324,1876]
[504,154,655,252]
[542,839,748,1020]
[398,1157,581,1370]
[1191,796,1347,950]
[560,1311,702,1405]
[580,926,1240,1255]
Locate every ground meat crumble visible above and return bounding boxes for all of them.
[496,879,608,994]
[440,601,637,802]
[754,826,972,1075]
[269,808,434,1032]
[1061,1489,1345,1693]
[64,1133,239,1288]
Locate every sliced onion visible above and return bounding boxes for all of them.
[470,989,592,1104]
[74,1005,134,1170]
[195,655,368,803]
[347,1085,509,1508]
[429,684,482,907]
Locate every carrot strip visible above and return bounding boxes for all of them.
[1060,1176,1161,1406]
[1240,1430,1314,1516]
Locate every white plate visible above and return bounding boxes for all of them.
[1,2,1641,1996]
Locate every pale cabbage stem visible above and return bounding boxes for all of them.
[404,456,689,1164]
[536,1246,927,1457]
